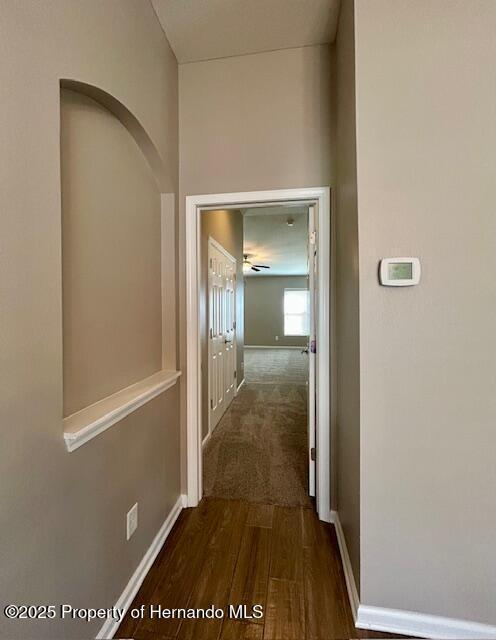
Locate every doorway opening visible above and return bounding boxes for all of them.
[185,188,331,522]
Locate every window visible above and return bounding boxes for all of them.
[284,289,310,336]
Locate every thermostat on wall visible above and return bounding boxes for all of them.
[379,257,421,286]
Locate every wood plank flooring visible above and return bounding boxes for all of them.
[116,498,403,640]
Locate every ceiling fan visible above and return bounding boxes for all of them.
[243,253,270,273]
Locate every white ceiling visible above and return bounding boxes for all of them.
[152,0,340,64]
[243,206,309,277]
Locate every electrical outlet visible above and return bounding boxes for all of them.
[275,335,279,341]
[126,503,138,540]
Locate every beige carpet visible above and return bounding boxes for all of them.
[203,348,311,507]
[244,347,308,384]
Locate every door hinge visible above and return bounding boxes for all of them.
[209,328,213,339]
[210,399,214,409]
[233,320,236,330]
[310,447,316,462]
[234,370,237,378]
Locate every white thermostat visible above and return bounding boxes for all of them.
[379,257,421,286]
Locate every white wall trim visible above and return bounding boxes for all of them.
[161,193,177,370]
[202,430,211,448]
[331,510,359,620]
[64,370,181,452]
[96,494,186,640]
[356,605,496,640]
[236,378,245,393]
[186,187,331,520]
[244,345,304,350]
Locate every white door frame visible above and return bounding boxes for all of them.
[185,187,332,522]
[308,203,317,498]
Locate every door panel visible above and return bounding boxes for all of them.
[208,239,237,433]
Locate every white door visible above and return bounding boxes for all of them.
[208,238,237,434]
[308,204,317,497]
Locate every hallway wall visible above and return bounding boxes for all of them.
[0,3,179,638]
[178,43,336,492]
[334,0,361,590]
[354,0,496,626]
[179,44,334,194]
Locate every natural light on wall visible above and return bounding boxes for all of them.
[284,289,310,336]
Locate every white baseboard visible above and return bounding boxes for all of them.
[330,511,496,640]
[318,505,333,524]
[96,494,186,639]
[356,605,496,640]
[202,430,211,448]
[244,345,304,350]
[236,378,245,393]
[330,510,359,620]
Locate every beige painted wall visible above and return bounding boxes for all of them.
[179,44,334,194]
[334,0,361,589]
[355,0,496,624]
[245,276,309,347]
[0,3,178,638]
[61,89,162,416]
[178,44,335,489]
[200,210,244,440]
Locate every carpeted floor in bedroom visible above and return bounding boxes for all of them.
[203,347,311,508]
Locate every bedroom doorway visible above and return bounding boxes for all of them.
[185,187,331,522]
[203,205,313,508]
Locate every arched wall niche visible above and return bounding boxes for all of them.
[60,78,168,192]
[60,77,177,427]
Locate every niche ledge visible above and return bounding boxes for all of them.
[64,369,181,452]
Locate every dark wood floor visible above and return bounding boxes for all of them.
[116,498,402,640]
